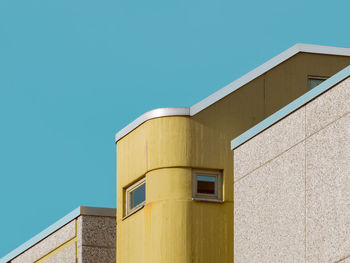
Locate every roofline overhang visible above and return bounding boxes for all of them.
[115,43,350,143]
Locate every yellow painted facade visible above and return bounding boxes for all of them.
[116,53,350,263]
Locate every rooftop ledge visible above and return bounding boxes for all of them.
[231,65,350,150]
[115,43,350,143]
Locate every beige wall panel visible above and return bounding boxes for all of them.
[78,246,115,263]
[306,114,350,263]
[234,142,305,263]
[42,242,76,263]
[306,77,350,137]
[339,257,350,263]
[12,220,76,263]
[77,215,115,248]
[234,107,305,182]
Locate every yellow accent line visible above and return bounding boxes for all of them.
[75,218,78,261]
[34,237,76,263]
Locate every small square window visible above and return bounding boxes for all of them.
[308,76,327,91]
[192,170,222,202]
[125,178,145,216]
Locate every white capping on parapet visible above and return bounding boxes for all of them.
[115,107,190,142]
[0,206,116,263]
[115,44,350,143]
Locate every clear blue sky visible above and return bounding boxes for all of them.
[1,0,350,257]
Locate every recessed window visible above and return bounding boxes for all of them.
[125,178,145,216]
[192,169,222,202]
[308,76,327,91]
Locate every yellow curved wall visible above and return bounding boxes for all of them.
[117,117,192,263]
[116,53,350,263]
[117,116,232,262]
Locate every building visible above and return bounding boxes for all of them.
[115,44,350,263]
[2,43,350,263]
[0,207,116,263]
[232,66,350,262]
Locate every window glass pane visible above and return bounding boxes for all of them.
[197,175,216,194]
[131,183,145,209]
[197,175,216,182]
[308,78,325,90]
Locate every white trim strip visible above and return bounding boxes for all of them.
[115,107,190,142]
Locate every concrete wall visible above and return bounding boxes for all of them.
[77,215,116,263]
[233,77,350,262]
[10,215,116,263]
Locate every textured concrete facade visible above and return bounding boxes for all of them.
[11,220,76,263]
[233,77,350,262]
[8,210,116,263]
[77,215,116,263]
[233,107,305,182]
[234,142,306,262]
[42,242,76,263]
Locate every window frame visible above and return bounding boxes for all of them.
[307,76,328,91]
[125,177,146,217]
[192,169,223,202]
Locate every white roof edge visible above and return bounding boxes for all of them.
[296,43,350,56]
[115,107,190,142]
[115,43,350,142]
[0,206,116,263]
[190,43,350,115]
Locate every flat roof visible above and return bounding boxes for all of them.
[0,206,116,263]
[115,43,350,143]
[231,65,350,150]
